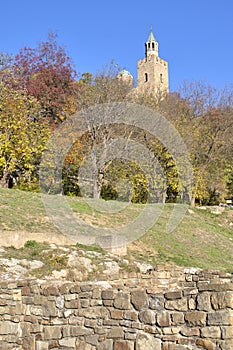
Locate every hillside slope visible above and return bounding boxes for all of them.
[0,188,232,273]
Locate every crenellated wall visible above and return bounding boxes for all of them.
[0,267,232,350]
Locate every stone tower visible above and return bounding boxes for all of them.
[137,28,169,95]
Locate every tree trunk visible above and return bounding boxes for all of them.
[190,194,196,207]
[0,169,9,188]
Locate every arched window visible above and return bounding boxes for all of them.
[148,43,150,49]
[160,73,163,83]
[145,73,148,82]
[152,42,155,49]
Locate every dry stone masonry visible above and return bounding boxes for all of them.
[0,267,232,349]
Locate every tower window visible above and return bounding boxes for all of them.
[148,43,150,49]
[160,74,163,83]
[145,73,148,82]
[152,42,155,49]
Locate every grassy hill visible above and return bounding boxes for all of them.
[0,188,232,273]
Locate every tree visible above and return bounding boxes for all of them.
[0,82,50,188]
[62,63,134,199]
[5,33,77,124]
[176,81,233,205]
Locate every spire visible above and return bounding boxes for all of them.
[147,25,157,42]
[145,26,158,57]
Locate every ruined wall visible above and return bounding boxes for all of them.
[0,267,232,350]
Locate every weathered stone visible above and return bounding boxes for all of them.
[22,336,35,350]
[207,310,233,325]
[196,339,214,350]
[64,299,80,308]
[157,311,171,327]
[111,309,124,319]
[180,327,200,336]
[55,296,64,309]
[86,334,99,346]
[114,293,130,310]
[75,339,95,350]
[221,325,233,339]
[70,326,93,336]
[44,326,62,340]
[197,292,212,311]
[124,310,138,321]
[114,340,134,350]
[149,295,164,310]
[0,321,19,335]
[171,312,184,325]
[165,291,182,300]
[216,339,233,350]
[36,341,48,350]
[78,306,109,319]
[59,337,76,347]
[165,298,187,311]
[188,297,196,310]
[198,282,233,292]
[97,339,113,350]
[139,310,156,325]
[136,332,161,350]
[131,290,148,311]
[185,311,206,326]
[201,326,221,338]
[107,327,124,339]
[41,286,59,296]
[102,290,114,300]
[211,291,233,309]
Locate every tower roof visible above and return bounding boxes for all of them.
[147,28,157,42]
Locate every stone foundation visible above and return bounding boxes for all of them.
[0,267,232,349]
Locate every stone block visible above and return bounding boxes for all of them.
[131,290,148,311]
[157,311,171,327]
[41,286,59,296]
[124,310,138,321]
[36,341,48,350]
[59,337,76,348]
[201,326,221,338]
[197,292,212,311]
[165,291,182,300]
[221,325,233,339]
[107,327,124,339]
[86,334,99,346]
[64,299,80,308]
[165,298,187,311]
[207,310,233,325]
[136,332,161,350]
[180,327,200,336]
[44,326,62,340]
[196,339,214,350]
[211,291,233,309]
[114,340,134,350]
[76,339,95,349]
[97,339,113,350]
[139,310,156,325]
[114,293,131,310]
[102,290,114,300]
[171,312,184,325]
[22,336,35,350]
[216,339,233,350]
[0,321,19,335]
[111,309,124,319]
[70,326,93,336]
[149,295,164,310]
[185,311,206,326]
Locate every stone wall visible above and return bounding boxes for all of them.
[0,267,232,350]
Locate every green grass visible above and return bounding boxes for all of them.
[0,188,232,273]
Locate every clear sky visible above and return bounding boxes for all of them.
[0,0,233,91]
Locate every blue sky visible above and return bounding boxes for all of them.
[1,0,233,91]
